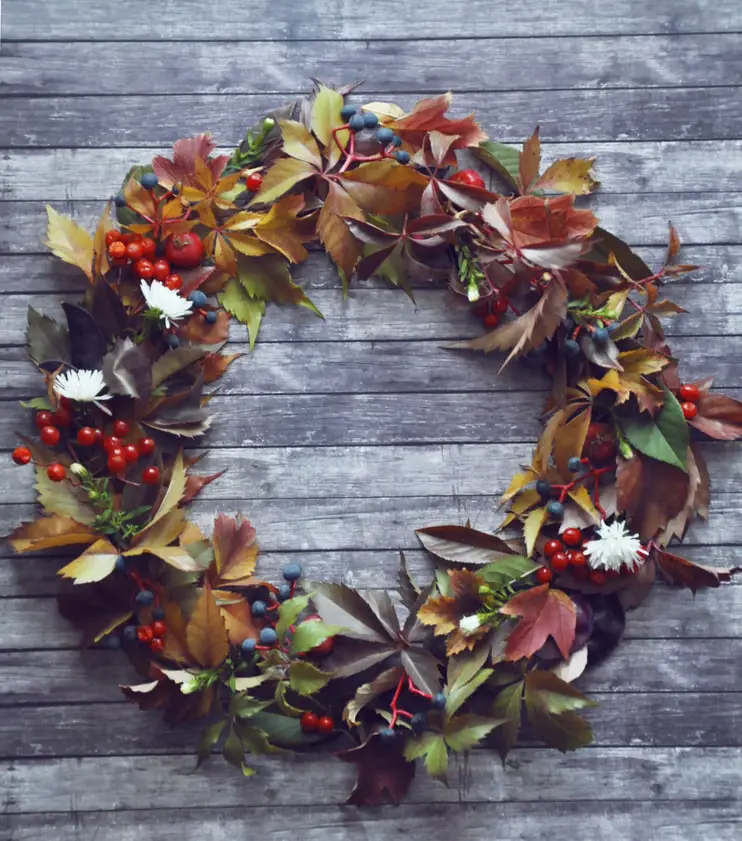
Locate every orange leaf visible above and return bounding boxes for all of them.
[186,580,229,668]
[519,126,541,192]
[317,182,364,280]
[202,351,241,383]
[212,513,259,584]
[10,515,97,553]
[500,584,576,660]
[392,92,487,155]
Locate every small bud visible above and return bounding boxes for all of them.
[181,677,201,695]
[467,282,480,303]
[459,614,482,634]
[262,116,276,131]
[69,462,89,479]
[540,271,553,283]
[477,584,492,596]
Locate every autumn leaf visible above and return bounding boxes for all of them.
[152,133,228,190]
[552,407,591,479]
[250,157,316,206]
[691,392,742,440]
[253,194,312,263]
[523,506,548,556]
[392,92,487,156]
[344,667,403,725]
[652,546,740,593]
[658,445,710,543]
[615,453,689,541]
[147,450,187,530]
[519,126,541,193]
[211,514,258,585]
[218,279,265,350]
[337,734,416,806]
[9,515,97,553]
[44,206,94,282]
[533,157,599,195]
[34,463,96,524]
[186,580,229,668]
[500,584,576,660]
[524,671,596,751]
[58,539,119,584]
[415,524,518,565]
[237,254,322,317]
[317,182,364,284]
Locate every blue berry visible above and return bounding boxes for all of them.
[188,290,208,307]
[123,625,138,643]
[547,501,565,520]
[340,104,358,121]
[114,555,126,572]
[135,589,154,606]
[171,185,180,196]
[376,126,394,145]
[391,135,403,147]
[114,192,127,207]
[592,327,610,346]
[277,582,292,602]
[105,635,122,650]
[568,457,583,473]
[410,712,428,733]
[166,334,180,349]
[251,599,268,618]
[204,310,218,324]
[564,338,580,357]
[431,692,446,709]
[378,727,399,744]
[362,112,379,129]
[282,562,303,582]
[259,627,278,646]
[241,638,257,655]
[140,172,159,190]
[394,150,410,164]
[348,113,366,132]
[536,479,553,499]
[152,607,165,621]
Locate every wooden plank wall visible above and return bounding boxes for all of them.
[1,1,741,838]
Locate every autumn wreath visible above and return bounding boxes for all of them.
[8,83,741,805]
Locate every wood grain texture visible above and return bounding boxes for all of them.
[3,88,741,148]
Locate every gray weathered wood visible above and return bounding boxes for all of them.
[5,0,742,39]
[3,89,741,148]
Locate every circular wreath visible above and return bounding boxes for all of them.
[8,82,740,805]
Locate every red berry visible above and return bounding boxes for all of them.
[35,410,54,429]
[76,426,98,446]
[119,232,136,245]
[137,625,154,643]
[482,313,500,329]
[550,552,569,572]
[536,566,554,584]
[151,620,167,637]
[105,230,122,246]
[136,258,154,279]
[113,419,131,438]
[123,444,139,463]
[140,238,157,258]
[104,435,122,452]
[152,259,171,281]
[47,463,66,482]
[164,232,205,269]
[544,539,563,558]
[569,551,587,568]
[584,422,616,463]
[150,637,165,653]
[562,528,582,547]
[317,715,335,734]
[142,466,161,485]
[107,454,127,473]
[492,295,509,315]
[682,402,698,420]
[449,168,486,189]
[109,446,124,459]
[126,242,143,261]
[300,712,319,732]
[164,273,183,290]
[245,172,264,192]
[40,425,61,446]
[108,241,127,260]
[12,446,32,466]
[589,570,607,586]
[52,407,72,428]
[679,384,700,402]
[138,437,156,456]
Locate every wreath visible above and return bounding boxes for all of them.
[8,82,741,806]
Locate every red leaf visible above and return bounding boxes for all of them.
[500,584,576,660]
[691,393,742,440]
[152,135,229,190]
[392,92,487,156]
[183,469,226,503]
[336,735,416,806]
[519,126,541,192]
[652,547,740,593]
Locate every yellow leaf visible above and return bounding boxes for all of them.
[223,210,263,232]
[249,157,316,206]
[193,157,214,191]
[553,407,591,479]
[228,233,276,258]
[126,544,204,571]
[534,409,565,474]
[584,369,623,398]
[123,176,157,219]
[131,508,187,549]
[341,159,428,214]
[44,206,94,281]
[533,157,599,195]
[619,349,671,376]
[58,539,119,584]
[9,515,97,553]
[524,506,548,556]
[364,101,406,120]
[92,201,114,279]
[180,521,207,545]
[510,488,542,516]
[311,84,345,165]
[211,232,238,275]
[186,580,229,668]
[147,450,187,530]
[568,486,601,525]
[255,194,310,263]
[35,463,96,524]
[500,470,537,503]
[279,119,322,167]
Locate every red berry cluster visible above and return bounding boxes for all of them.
[137,619,167,653]
[300,711,335,734]
[106,232,183,289]
[537,528,589,583]
[473,292,509,329]
[678,383,700,420]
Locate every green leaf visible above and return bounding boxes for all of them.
[479,556,539,587]
[619,387,689,471]
[250,711,325,747]
[289,619,343,655]
[287,660,332,695]
[196,719,227,767]
[444,713,504,752]
[237,254,322,318]
[523,671,596,715]
[404,732,449,783]
[20,397,52,411]
[446,643,490,691]
[35,465,96,524]
[276,593,311,641]
[274,680,305,716]
[229,694,272,719]
[218,278,265,351]
[473,141,520,190]
[26,306,71,367]
[524,671,596,752]
[222,723,245,769]
[445,668,494,718]
[489,679,524,760]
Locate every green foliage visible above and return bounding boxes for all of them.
[619,387,689,471]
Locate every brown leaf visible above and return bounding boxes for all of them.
[500,584,576,660]
[652,547,740,593]
[519,126,541,192]
[392,92,487,156]
[665,221,681,265]
[415,524,518,565]
[553,407,591,479]
[317,182,364,280]
[9,515,97,553]
[219,596,261,646]
[186,580,229,668]
[658,445,710,544]
[691,393,742,440]
[212,513,259,584]
[161,596,192,664]
[337,734,416,806]
[615,454,689,541]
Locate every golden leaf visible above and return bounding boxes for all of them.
[186,580,229,669]
[500,470,537,503]
[249,157,316,206]
[279,119,322,167]
[524,506,548,556]
[619,349,671,376]
[254,194,310,263]
[44,206,94,281]
[123,176,157,219]
[311,84,347,166]
[58,539,119,584]
[568,485,601,525]
[519,126,541,192]
[147,450,187,530]
[9,515,97,553]
[553,407,591,479]
[92,201,114,279]
[533,157,599,195]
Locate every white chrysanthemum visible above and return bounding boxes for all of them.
[583,519,648,572]
[54,368,111,404]
[459,614,482,635]
[140,279,192,327]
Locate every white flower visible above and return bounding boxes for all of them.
[583,519,648,572]
[69,462,89,478]
[140,279,192,327]
[467,282,480,303]
[54,368,111,404]
[459,614,482,635]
